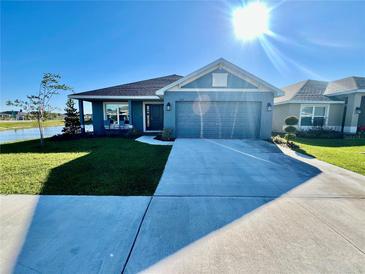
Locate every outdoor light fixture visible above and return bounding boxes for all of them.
[166,102,171,111]
[355,107,362,114]
[267,102,272,111]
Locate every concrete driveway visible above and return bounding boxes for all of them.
[2,139,365,273]
[125,139,365,273]
[155,139,320,197]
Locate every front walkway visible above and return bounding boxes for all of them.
[1,139,365,273]
[135,135,174,146]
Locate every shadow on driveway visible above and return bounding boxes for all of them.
[5,139,363,273]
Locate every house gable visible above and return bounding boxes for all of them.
[181,68,258,89]
[155,58,284,97]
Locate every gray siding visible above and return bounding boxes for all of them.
[272,103,345,133]
[327,104,345,127]
[272,103,300,133]
[334,92,365,133]
[358,96,365,127]
[182,68,257,89]
[342,93,365,132]
[164,91,274,139]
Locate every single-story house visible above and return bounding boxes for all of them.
[70,58,283,139]
[273,77,365,133]
[0,111,14,120]
[16,110,26,120]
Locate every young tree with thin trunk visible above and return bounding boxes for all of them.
[7,73,72,146]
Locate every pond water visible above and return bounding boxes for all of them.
[0,125,93,144]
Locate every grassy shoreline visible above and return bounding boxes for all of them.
[0,120,64,131]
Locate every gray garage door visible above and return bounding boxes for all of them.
[176,101,261,139]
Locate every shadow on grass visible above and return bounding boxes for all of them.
[1,137,171,195]
[293,147,316,158]
[3,138,325,273]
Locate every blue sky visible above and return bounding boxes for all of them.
[1,0,364,113]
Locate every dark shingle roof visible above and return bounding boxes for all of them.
[276,80,337,103]
[73,74,183,97]
[324,76,365,95]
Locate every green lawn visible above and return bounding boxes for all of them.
[0,120,64,131]
[294,138,365,175]
[0,137,171,195]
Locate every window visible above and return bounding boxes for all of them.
[300,105,326,127]
[104,103,129,127]
[212,73,228,87]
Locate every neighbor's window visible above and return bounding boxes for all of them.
[300,106,326,127]
[105,103,129,125]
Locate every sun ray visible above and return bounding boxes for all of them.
[259,36,326,79]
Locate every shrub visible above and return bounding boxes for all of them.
[285,116,299,126]
[125,128,142,138]
[283,116,298,143]
[283,125,297,134]
[357,126,365,138]
[271,135,286,145]
[161,128,173,141]
[297,127,343,139]
[271,135,299,149]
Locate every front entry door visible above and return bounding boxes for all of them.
[145,104,164,131]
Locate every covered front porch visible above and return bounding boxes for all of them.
[77,99,165,135]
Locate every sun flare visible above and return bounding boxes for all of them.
[233,2,270,41]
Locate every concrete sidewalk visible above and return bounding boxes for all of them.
[126,196,365,273]
[0,195,150,274]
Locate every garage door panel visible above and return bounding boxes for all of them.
[176,101,261,139]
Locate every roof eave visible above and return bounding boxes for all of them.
[324,88,365,97]
[274,100,345,105]
[155,58,284,97]
[68,95,161,100]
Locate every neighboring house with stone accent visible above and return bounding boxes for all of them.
[273,76,365,134]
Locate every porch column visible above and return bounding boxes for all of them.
[128,100,133,125]
[78,99,85,134]
[343,93,362,134]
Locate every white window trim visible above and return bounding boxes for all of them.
[103,102,129,127]
[142,101,164,133]
[299,104,330,128]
